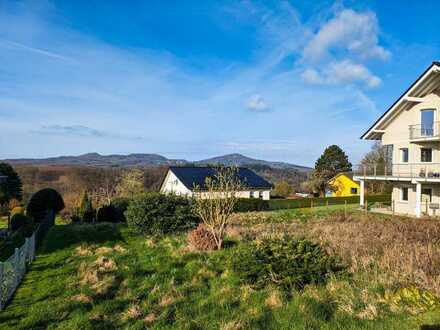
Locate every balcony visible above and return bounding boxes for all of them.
[354,163,440,181]
[409,122,440,142]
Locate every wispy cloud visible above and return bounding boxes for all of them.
[0,39,74,62]
[33,125,143,140]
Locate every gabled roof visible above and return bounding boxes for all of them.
[167,166,272,191]
[362,61,440,140]
[327,172,355,184]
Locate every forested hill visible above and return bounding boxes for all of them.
[4,152,311,172]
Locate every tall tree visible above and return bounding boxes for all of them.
[315,145,352,176]
[0,163,23,207]
[310,145,352,196]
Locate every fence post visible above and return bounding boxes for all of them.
[392,200,395,216]
[311,200,313,209]
[31,232,36,261]
[344,200,347,219]
[326,200,329,209]
[0,262,3,311]
[14,248,19,288]
[25,238,30,264]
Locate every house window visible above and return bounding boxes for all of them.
[351,187,358,194]
[401,187,409,201]
[401,148,409,163]
[421,148,432,162]
[421,109,435,136]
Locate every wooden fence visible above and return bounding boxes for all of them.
[0,210,54,310]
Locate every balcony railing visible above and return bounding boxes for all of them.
[354,163,440,179]
[409,122,440,140]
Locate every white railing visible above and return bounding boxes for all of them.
[354,163,440,179]
[409,122,440,140]
[0,210,54,311]
[0,232,36,310]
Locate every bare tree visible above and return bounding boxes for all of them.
[192,167,242,250]
[90,168,121,208]
[116,168,145,199]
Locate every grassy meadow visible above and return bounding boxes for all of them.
[0,217,7,229]
[1,206,440,329]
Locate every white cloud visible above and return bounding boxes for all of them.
[246,94,269,112]
[301,60,381,88]
[303,9,390,62]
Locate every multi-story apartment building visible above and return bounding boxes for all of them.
[355,62,440,217]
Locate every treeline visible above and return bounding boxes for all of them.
[14,165,168,214]
[15,164,310,209]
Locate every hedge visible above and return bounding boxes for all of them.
[234,198,270,212]
[267,194,391,211]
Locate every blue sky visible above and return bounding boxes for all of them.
[1,0,440,166]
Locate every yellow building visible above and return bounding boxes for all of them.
[326,173,360,197]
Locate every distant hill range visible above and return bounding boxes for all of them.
[4,152,311,172]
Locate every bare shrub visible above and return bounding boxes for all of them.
[193,167,242,250]
[187,224,217,251]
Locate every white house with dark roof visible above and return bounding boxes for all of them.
[160,166,272,200]
[355,61,440,217]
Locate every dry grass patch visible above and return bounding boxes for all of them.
[220,320,242,330]
[144,313,157,325]
[78,256,118,295]
[265,289,283,309]
[159,293,176,307]
[71,293,93,304]
[298,214,440,296]
[121,304,143,321]
[75,245,93,257]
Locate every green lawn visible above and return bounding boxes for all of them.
[0,216,7,229]
[2,210,440,330]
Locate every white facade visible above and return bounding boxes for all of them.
[355,62,440,217]
[160,168,271,200]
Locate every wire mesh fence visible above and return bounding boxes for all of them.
[0,210,54,311]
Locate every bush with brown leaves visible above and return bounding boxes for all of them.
[187,224,217,251]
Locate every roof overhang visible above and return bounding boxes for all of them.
[361,62,440,140]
